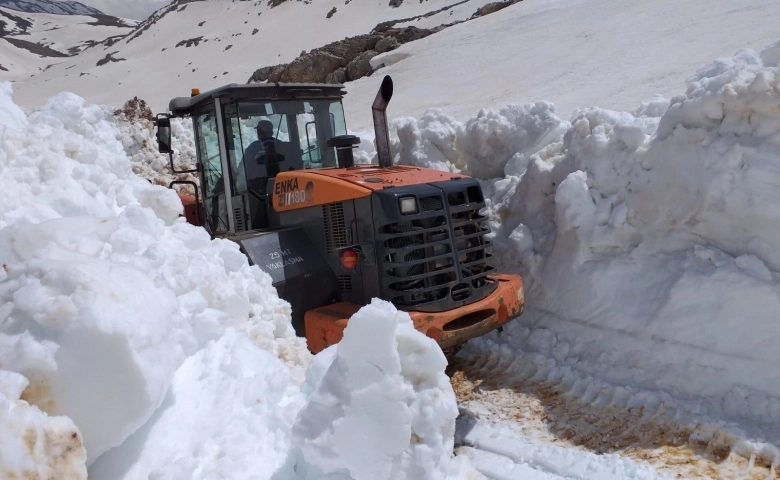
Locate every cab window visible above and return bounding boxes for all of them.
[194,108,228,233]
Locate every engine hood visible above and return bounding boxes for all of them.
[271,166,465,212]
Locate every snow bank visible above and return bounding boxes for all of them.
[109,97,199,193]
[377,40,780,455]
[0,370,87,480]
[386,104,569,177]
[92,300,470,480]
[89,328,301,479]
[293,299,459,480]
[0,82,307,465]
[498,43,780,428]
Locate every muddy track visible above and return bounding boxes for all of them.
[447,353,778,480]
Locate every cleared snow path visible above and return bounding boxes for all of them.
[450,348,777,480]
[455,423,669,480]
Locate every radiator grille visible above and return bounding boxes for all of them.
[322,203,347,253]
[376,183,495,311]
[337,275,352,294]
[234,204,246,232]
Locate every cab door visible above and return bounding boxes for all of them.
[194,107,229,234]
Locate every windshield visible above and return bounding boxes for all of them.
[226,99,347,191]
[221,98,347,229]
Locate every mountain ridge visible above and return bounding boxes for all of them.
[0,0,103,16]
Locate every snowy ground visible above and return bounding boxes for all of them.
[9,0,778,126]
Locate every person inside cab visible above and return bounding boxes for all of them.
[244,120,283,163]
[244,119,285,189]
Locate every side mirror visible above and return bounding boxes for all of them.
[155,114,172,154]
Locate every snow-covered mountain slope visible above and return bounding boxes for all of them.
[8,0,779,131]
[0,0,103,16]
[343,0,780,130]
[7,0,509,111]
[0,5,135,80]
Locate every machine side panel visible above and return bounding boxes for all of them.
[234,230,338,336]
[278,200,369,306]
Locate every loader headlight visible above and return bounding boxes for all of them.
[399,196,418,215]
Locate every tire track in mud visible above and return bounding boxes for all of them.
[448,353,779,480]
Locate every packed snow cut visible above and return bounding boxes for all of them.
[377,40,780,474]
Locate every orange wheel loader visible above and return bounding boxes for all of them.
[154,75,524,355]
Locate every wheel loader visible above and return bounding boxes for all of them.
[154,75,524,354]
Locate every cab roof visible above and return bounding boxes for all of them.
[168,82,348,117]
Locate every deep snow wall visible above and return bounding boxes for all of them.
[380,41,780,446]
[0,81,308,465]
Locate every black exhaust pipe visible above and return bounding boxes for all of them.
[372,75,394,168]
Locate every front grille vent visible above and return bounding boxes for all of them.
[337,275,352,294]
[376,183,496,312]
[322,203,346,253]
[234,204,246,232]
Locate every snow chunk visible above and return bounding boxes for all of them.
[463,40,780,436]
[760,39,780,67]
[0,82,26,133]
[392,110,464,172]
[0,215,195,464]
[735,254,772,282]
[293,299,458,480]
[89,329,300,480]
[461,103,569,179]
[0,370,87,480]
[385,103,568,178]
[109,98,199,193]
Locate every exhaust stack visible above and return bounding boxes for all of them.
[372,75,394,168]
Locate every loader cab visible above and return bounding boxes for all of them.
[157,83,352,237]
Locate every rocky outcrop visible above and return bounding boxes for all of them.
[375,37,399,53]
[325,68,347,84]
[471,0,522,18]
[4,37,69,57]
[248,27,435,84]
[247,0,523,85]
[280,52,346,83]
[96,52,126,66]
[175,36,204,48]
[346,50,377,80]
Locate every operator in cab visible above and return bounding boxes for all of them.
[244,120,283,164]
[244,119,285,187]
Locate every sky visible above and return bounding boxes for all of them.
[78,0,169,19]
